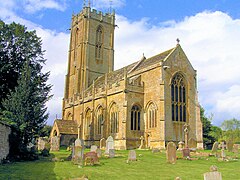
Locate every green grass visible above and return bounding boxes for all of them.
[0,149,239,180]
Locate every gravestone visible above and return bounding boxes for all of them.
[96,148,102,158]
[38,137,46,151]
[105,136,114,154]
[211,142,218,155]
[220,142,226,160]
[109,149,115,158]
[72,138,84,165]
[100,138,106,150]
[177,141,184,151]
[50,136,60,151]
[84,152,99,166]
[166,142,177,164]
[182,148,190,158]
[128,150,137,161]
[203,165,222,180]
[139,136,144,149]
[90,145,98,152]
[226,140,234,152]
[232,144,239,156]
[188,138,197,149]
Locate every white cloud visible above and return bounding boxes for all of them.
[114,11,240,125]
[22,0,67,13]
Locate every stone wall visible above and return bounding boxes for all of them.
[0,122,11,162]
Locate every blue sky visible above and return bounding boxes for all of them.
[1,0,240,126]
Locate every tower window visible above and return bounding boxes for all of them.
[171,73,187,122]
[147,103,157,128]
[96,26,103,59]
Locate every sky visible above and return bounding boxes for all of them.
[0,0,240,126]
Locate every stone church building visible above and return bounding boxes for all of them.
[50,6,203,150]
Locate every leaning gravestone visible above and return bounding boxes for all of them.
[203,165,222,180]
[90,145,98,152]
[105,136,114,154]
[211,142,218,155]
[109,149,115,158]
[226,140,234,152]
[128,150,137,161]
[72,138,84,165]
[166,142,177,164]
[50,136,60,151]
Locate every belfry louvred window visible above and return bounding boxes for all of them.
[171,73,187,122]
[95,26,103,59]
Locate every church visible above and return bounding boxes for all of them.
[50,5,203,150]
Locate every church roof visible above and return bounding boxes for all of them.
[90,47,174,89]
[54,119,78,135]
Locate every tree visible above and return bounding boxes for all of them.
[39,125,52,137]
[1,61,52,158]
[0,21,52,159]
[200,107,222,147]
[221,118,240,143]
[0,21,45,108]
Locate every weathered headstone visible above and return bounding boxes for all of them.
[139,136,144,149]
[211,142,218,155]
[96,148,102,158]
[233,144,239,156]
[226,140,234,152]
[109,149,115,158]
[177,141,184,151]
[128,150,137,161]
[105,136,114,154]
[72,138,84,165]
[188,138,197,149]
[203,165,222,180]
[38,137,46,151]
[90,145,98,152]
[50,136,60,151]
[84,151,99,166]
[166,142,177,164]
[100,138,106,150]
[220,142,226,160]
[182,148,190,158]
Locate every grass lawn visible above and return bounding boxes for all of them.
[0,149,239,180]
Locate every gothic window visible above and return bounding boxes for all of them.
[171,73,187,122]
[96,106,104,135]
[131,105,141,130]
[85,109,91,135]
[147,103,157,128]
[110,103,119,133]
[95,26,103,59]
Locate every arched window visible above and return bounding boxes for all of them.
[110,103,119,133]
[85,109,91,135]
[131,105,141,130]
[95,26,103,59]
[147,103,157,128]
[96,106,104,135]
[171,73,187,122]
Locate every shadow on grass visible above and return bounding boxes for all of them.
[0,153,57,180]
